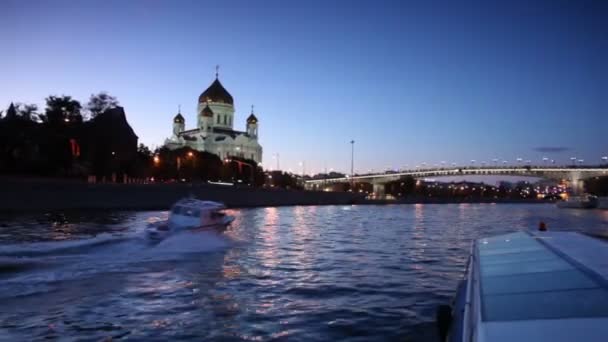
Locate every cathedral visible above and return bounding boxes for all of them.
[164,72,263,163]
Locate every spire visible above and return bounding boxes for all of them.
[251,104,254,114]
[215,65,219,79]
[178,104,181,113]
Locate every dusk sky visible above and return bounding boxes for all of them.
[2,0,606,174]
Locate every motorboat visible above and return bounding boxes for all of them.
[437,230,608,342]
[147,198,234,240]
[556,194,598,209]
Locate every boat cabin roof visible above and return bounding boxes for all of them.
[472,231,608,342]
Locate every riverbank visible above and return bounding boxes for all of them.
[0,177,365,212]
[0,177,560,212]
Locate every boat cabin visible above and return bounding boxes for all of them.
[450,231,608,342]
[168,198,228,229]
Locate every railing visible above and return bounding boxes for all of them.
[305,166,608,184]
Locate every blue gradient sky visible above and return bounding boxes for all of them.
[2,0,606,174]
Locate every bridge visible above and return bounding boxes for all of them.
[304,166,608,196]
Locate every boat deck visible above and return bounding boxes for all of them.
[472,231,608,342]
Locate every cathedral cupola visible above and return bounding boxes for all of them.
[172,106,185,137]
[198,67,233,105]
[246,105,259,139]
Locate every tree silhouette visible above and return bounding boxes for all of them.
[87,92,119,118]
[4,103,17,120]
[44,95,83,124]
[15,103,39,122]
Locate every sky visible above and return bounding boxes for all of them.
[1,0,606,174]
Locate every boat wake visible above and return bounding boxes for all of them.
[0,229,234,298]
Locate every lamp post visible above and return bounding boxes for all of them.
[570,157,577,166]
[602,156,607,165]
[350,140,355,189]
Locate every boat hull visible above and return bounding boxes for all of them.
[146,216,234,241]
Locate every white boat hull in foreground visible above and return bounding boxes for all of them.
[438,230,608,342]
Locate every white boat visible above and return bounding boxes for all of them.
[147,198,234,240]
[557,194,598,209]
[437,231,608,342]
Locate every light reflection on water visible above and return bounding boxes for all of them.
[0,204,607,341]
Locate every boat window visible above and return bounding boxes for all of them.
[211,212,225,219]
[183,208,201,217]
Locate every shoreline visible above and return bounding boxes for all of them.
[0,176,557,213]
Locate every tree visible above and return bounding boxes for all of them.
[4,103,17,120]
[44,95,83,125]
[137,143,152,157]
[15,103,39,122]
[386,175,417,197]
[87,92,119,118]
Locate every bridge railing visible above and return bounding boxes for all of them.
[305,165,608,184]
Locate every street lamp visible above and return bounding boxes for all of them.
[602,156,608,165]
[350,140,355,188]
[153,155,160,165]
[570,157,577,166]
[542,157,548,165]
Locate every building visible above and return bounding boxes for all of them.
[164,73,262,163]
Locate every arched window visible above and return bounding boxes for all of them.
[223,115,227,125]
[216,115,220,124]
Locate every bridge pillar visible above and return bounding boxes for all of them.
[570,171,584,194]
[373,183,385,199]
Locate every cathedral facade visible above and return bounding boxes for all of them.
[164,75,262,163]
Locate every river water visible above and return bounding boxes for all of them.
[1,204,607,341]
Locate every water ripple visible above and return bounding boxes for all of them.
[0,204,607,341]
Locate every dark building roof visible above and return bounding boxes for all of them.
[173,113,184,123]
[198,78,234,105]
[201,105,214,117]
